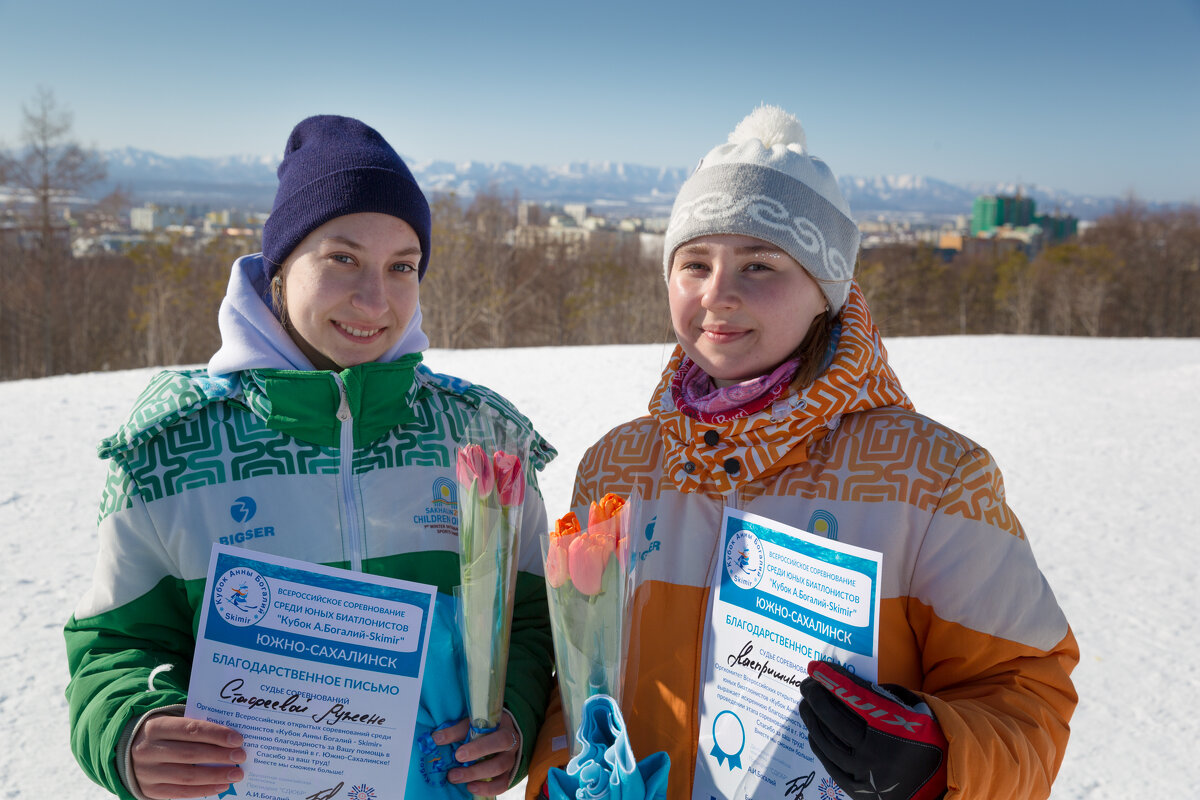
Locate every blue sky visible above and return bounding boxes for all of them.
[1,0,1198,202]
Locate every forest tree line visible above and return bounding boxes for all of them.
[1,193,1197,382]
[857,204,1200,339]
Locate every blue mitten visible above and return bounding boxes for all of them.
[407,592,472,799]
[546,694,669,800]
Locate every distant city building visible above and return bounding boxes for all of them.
[508,221,591,257]
[507,213,664,262]
[128,207,153,232]
[939,232,964,251]
[548,213,579,229]
[1037,213,1078,242]
[130,204,186,232]
[563,203,590,226]
[969,192,1077,253]
[971,194,1035,235]
[517,202,547,227]
[203,209,262,236]
[858,214,963,251]
[72,232,148,257]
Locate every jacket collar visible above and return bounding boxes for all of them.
[241,356,423,448]
[651,283,912,494]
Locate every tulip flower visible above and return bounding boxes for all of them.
[540,493,641,756]
[455,423,532,792]
[568,530,617,596]
[545,540,571,590]
[588,493,626,528]
[554,512,582,538]
[493,451,525,507]
[546,513,580,589]
[456,443,495,497]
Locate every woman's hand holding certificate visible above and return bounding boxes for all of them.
[130,715,246,799]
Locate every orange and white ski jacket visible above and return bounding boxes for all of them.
[527,285,1078,800]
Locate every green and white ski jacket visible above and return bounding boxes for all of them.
[64,357,556,800]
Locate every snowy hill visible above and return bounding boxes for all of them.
[2,336,1198,799]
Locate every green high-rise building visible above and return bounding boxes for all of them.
[971,194,1036,235]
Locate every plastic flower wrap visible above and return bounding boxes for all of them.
[541,492,640,756]
[455,410,531,793]
[547,694,669,800]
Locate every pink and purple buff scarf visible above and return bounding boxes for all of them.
[671,357,800,424]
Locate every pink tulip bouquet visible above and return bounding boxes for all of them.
[541,492,641,756]
[455,418,530,764]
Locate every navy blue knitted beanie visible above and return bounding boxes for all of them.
[261,115,431,278]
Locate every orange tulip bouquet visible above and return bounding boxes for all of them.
[541,492,642,756]
[455,412,531,767]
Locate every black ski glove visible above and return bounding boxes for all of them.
[799,661,948,800]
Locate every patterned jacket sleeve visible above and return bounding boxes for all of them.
[910,446,1079,800]
[64,456,197,800]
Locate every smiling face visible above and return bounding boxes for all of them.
[668,234,828,387]
[278,212,421,371]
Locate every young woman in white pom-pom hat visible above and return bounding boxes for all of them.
[527,106,1078,800]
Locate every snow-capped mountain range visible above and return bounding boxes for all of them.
[67,147,1167,220]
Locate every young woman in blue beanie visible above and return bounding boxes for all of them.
[527,106,1078,800]
[65,115,555,800]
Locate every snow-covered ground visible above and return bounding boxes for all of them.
[3,336,1197,799]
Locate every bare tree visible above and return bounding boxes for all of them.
[124,234,230,368]
[994,251,1039,334]
[0,87,106,375]
[422,192,486,348]
[947,251,998,335]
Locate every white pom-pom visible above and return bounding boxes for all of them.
[728,105,806,152]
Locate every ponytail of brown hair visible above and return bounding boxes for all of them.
[791,308,839,390]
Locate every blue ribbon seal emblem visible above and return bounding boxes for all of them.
[709,710,745,771]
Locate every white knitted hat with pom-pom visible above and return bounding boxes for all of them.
[662,105,859,311]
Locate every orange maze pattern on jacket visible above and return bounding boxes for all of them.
[575,408,1023,538]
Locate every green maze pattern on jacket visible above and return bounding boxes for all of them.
[97,365,551,521]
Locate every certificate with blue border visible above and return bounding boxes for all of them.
[692,509,882,800]
[186,544,437,800]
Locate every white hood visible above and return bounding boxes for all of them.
[207,253,429,377]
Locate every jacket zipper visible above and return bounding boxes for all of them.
[690,486,744,791]
[332,373,364,572]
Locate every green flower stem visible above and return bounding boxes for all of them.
[460,486,520,732]
[546,551,627,753]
